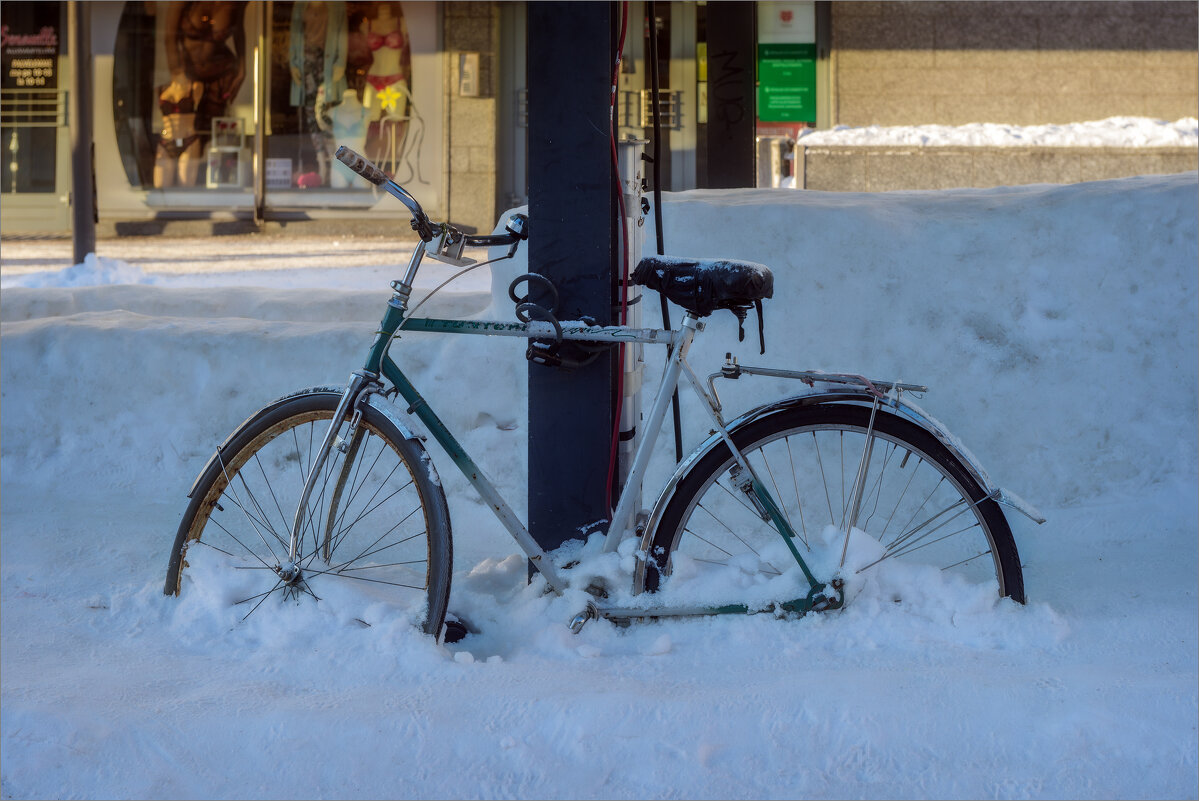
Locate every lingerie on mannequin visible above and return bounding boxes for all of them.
[154,79,205,187]
[167,1,247,144]
[317,86,371,188]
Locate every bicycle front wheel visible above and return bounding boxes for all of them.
[638,403,1024,608]
[166,389,452,636]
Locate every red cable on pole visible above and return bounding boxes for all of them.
[604,1,629,516]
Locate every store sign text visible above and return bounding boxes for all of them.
[1,25,58,49]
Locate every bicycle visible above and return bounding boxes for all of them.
[165,146,1044,639]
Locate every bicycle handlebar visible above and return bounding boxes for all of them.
[335,143,529,252]
[334,145,436,241]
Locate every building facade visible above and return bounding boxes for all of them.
[1,1,1195,236]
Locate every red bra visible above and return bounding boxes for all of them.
[367,32,403,51]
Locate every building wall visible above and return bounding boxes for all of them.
[444,1,498,232]
[830,1,1199,126]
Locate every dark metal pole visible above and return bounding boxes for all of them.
[704,2,757,188]
[68,1,95,263]
[526,2,615,556]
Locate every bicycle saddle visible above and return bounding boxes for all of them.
[633,255,773,352]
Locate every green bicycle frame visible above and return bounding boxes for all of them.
[356,289,830,611]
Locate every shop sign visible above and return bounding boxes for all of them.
[1,14,61,90]
[756,2,815,123]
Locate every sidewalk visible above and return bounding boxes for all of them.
[0,233,421,280]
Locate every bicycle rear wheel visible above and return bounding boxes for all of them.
[166,389,452,636]
[638,403,1024,608]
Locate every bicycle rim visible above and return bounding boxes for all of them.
[639,404,1024,608]
[167,393,452,633]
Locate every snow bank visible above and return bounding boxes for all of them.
[2,173,1196,800]
[5,253,160,288]
[797,116,1199,148]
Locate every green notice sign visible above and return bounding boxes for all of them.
[758,42,816,122]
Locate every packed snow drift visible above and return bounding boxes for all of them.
[2,171,1196,799]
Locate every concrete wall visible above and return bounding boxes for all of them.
[830,1,1199,127]
[444,1,499,232]
[799,145,1198,191]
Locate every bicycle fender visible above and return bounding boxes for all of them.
[185,386,427,499]
[639,391,1043,547]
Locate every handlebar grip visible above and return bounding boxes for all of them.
[335,145,388,186]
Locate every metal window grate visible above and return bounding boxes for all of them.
[0,89,66,128]
[639,89,682,130]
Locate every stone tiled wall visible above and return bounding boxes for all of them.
[799,145,1199,191]
[444,1,498,232]
[831,1,1199,126]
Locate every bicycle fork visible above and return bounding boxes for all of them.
[279,370,377,584]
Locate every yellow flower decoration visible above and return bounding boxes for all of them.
[378,85,403,112]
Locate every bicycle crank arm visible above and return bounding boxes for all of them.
[567,579,844,633]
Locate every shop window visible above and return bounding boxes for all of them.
[113,1,252,191]
[111,2,430,199]
[267,1,419,192]
[1,3,65,194]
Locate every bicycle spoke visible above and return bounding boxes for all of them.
[783,436,811,548]
[858,441,898,531]
[336,558,429,572]
[296,568,428,591]
[332,530,425,570]
[323,433,384,553]
[714,477,761,518]
[646,405,1019,604]
[681,524,737,560]
[696,500,769,561]
[879,454,924,541]
[236,468,289,553]
[254,451,297,549]
[758,446,803,549]
[858,518,981,573]
[319,504,422,574]
[323,471,413,560]
[886,492,968,554]
[941,549,993,572]
[885,477,945,551]
[810,430,836,522]
[236,578,285,620]
[216,454,284,565]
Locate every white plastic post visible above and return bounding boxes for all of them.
[616,138,648,527]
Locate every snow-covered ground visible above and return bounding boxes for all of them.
[796,115,1198,148]
[2,170,1197,799]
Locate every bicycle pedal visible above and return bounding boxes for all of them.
[442,613,478,644]
[567,602,598,634]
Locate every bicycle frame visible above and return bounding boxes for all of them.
[282,242,826,609]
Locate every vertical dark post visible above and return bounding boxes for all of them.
[527,2,614,554]
[704,1,756,188]
[68,1,95,263]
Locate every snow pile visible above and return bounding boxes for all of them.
[6,252,159,288]
[2,173,1196,799]
[797,115,1199,148]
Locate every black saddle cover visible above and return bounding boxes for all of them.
[632,255,773,317]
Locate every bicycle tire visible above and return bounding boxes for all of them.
[165,389,453,637]
[638,403,1024,607]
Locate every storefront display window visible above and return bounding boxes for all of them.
[268,1,424,192]
[113,1,252,192]
[1,3,65,194]
[110,1,437,210]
